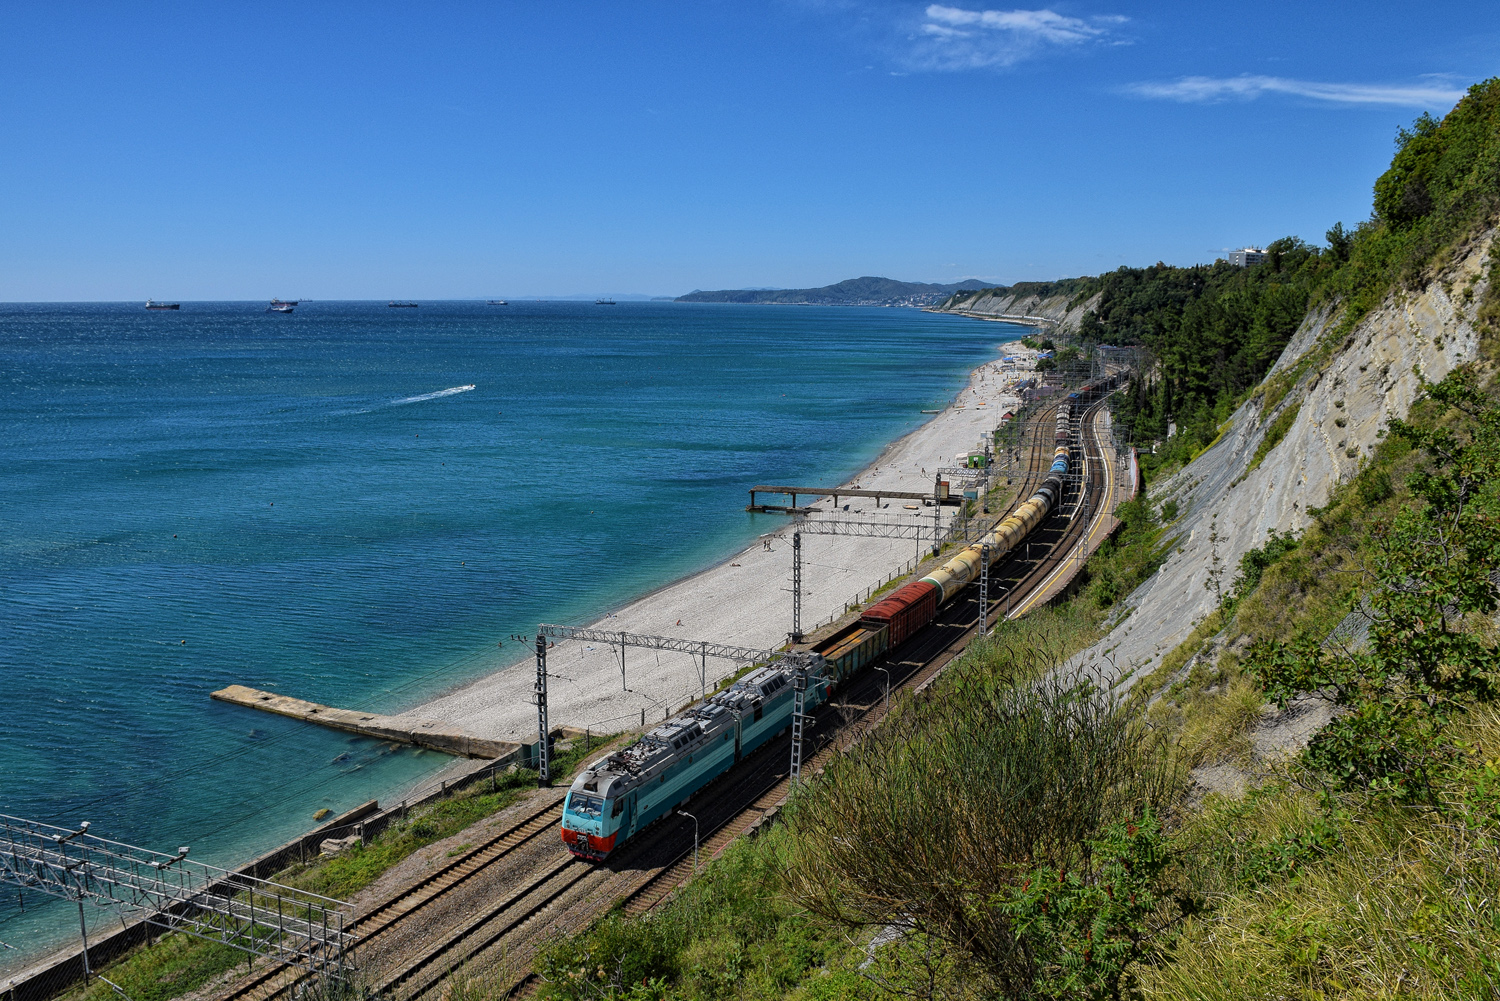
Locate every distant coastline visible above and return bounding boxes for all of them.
[675,275,991,308]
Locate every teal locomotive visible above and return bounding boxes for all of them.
[560,655,827,858]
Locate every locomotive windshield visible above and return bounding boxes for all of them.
[567,794,604,818]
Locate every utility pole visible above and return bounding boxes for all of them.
[790,531,803,644]
[534,633,550,787]
[677,810,700,872]
[77,899,91,986]
[932,473,942,557]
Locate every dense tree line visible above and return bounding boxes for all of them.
[1066,77,1500,473]
[1078,245,1336,460]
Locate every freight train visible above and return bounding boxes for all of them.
[560,375,1116,860]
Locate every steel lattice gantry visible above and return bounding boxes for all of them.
[537,623,778,700]
[0,815,351,980]
[787,514,935,540]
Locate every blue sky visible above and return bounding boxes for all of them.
[1,2,1494,300]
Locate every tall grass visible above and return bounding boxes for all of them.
[1149,779,1500,997]
[538,827,849,1001]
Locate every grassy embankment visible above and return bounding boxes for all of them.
[56,743,597,1001]
[528,80,1500,1001]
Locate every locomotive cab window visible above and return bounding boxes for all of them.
[611,799,624,817]
[568,795,603,818]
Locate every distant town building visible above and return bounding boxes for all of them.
[1228,247,1267,268]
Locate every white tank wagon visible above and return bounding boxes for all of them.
[920,401,1077,605]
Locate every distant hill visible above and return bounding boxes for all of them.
[675,276,994,307]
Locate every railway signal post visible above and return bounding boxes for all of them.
[534,633,550,787]
[790,531,803,644]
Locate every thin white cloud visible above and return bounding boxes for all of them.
[910,5,1126,70]
[1125,74,1465,108]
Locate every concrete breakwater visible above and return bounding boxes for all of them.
[211,685,517,759]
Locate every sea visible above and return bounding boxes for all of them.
[0,300,1023,967]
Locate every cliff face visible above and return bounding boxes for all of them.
[1079,229,1494,685]
[931,288,1100,333]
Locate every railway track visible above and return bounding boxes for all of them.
[214,798,565,1001]
[371,856,598,1000]
[215,395,1117,1001]
[593,401,1100,919]
[1002,397,1109,619]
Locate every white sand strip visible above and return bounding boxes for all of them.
[391,340,1036,743]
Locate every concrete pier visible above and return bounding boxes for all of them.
[211,685,519,759]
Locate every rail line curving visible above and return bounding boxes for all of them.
[213,798,565,1001]
[213,389,1121,1001]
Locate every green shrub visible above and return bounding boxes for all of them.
[1251,369,1500,802]
[781,655,1179,998]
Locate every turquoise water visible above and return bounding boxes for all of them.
[0,300,1021,962]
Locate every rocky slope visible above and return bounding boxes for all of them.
[931,286,1100,331]
[1078,230,1494,690]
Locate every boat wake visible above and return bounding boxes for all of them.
[389,384,476,407]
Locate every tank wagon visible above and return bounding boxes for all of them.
[561,379,1117,859]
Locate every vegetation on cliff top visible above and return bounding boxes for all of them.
[949,78,1500,481]
[1114,78,1500,475]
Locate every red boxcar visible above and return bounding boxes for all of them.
[861,580,939,649]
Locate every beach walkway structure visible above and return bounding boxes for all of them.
[747,484,961,514]
[211,685,517,759]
